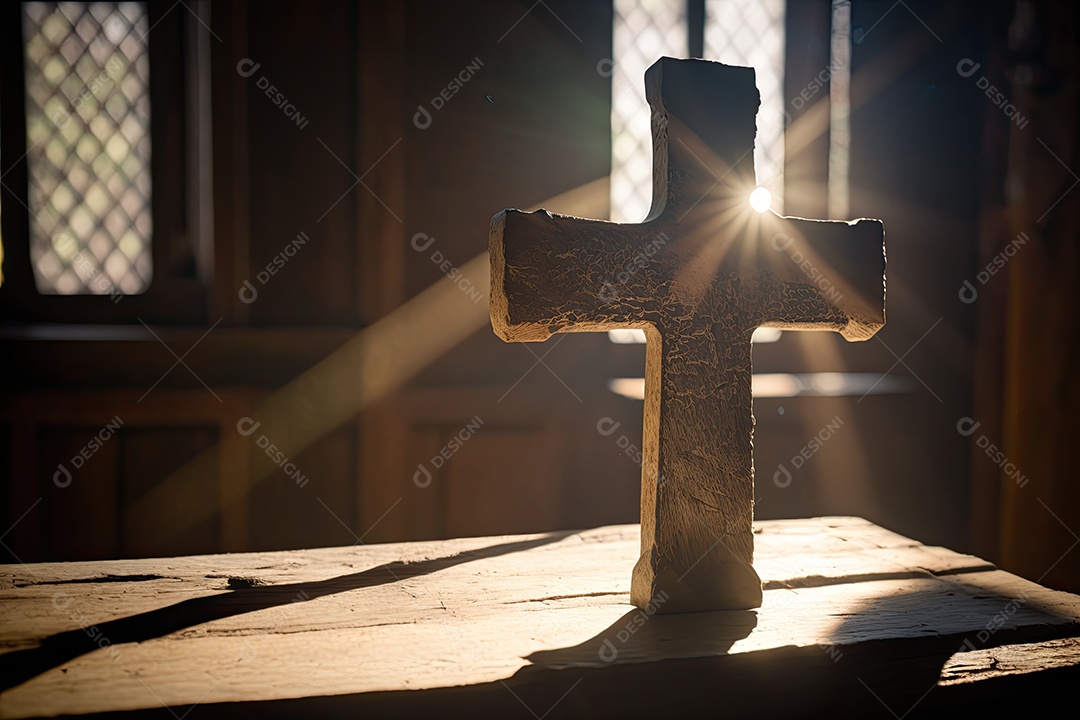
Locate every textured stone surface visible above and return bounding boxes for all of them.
[490,58,886,612]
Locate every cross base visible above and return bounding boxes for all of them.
[632,530,763,612]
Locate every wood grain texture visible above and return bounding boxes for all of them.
[2,517,1078,718]
[489,58,887,612]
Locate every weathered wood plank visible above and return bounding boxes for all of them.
[941,637,1080,684]
[0,517,1076,718]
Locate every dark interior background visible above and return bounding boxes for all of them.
[2,0,1078,596]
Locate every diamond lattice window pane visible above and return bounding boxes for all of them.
[23,1,152,297]
[705,0,786,211]
[611,0,688,223]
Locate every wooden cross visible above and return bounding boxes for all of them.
[489,57,886,613]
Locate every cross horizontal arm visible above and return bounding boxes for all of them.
[490,208,674,341]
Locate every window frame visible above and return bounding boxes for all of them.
[0,0,208,324]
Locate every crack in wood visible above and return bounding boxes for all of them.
[762,565,998,591]
[12,573,176,587]
[504,591,626,604]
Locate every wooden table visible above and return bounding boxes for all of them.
[2,517,1079,718]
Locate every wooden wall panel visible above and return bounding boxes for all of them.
[441,426,562,538]
[358,401,411,544]
[38,427,122,561]
[402,426,446,542]
[120,427,220,558]
[357,0,405,323]
[363,385,638,543]
[560,393,643,531]
[244,0,360,326]
[994,0,1080,594]
[5,417,38,560]
[0,424,8,549]
[247,423,358,551]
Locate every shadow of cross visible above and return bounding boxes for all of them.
[489,57,886,613]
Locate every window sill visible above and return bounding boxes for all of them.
[0,324,362,390]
